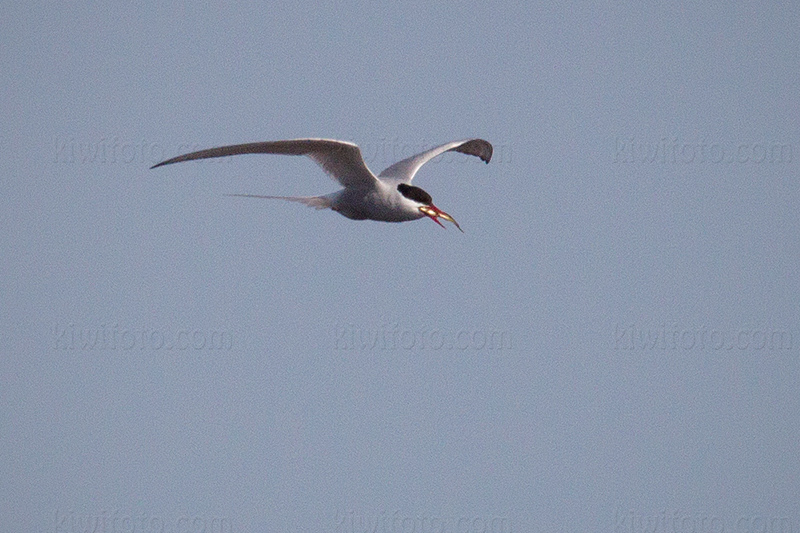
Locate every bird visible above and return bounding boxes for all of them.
[151,138,493,232]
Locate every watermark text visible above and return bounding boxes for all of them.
[614,137,792,165]
[334,509,512,533]
[614,324,792,352]
[615,509,795,533]
[333,323,512,352]
[54,509,233,533]
[52,323,234,351]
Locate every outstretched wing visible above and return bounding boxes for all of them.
[378,139,493,182]
[151,138,380,189]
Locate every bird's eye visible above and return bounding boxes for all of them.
[397,183,432,204]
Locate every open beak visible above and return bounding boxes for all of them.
[420,205,463,232]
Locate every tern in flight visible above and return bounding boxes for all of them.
[151,138,493,231]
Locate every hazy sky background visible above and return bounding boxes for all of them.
[2,2,799,532]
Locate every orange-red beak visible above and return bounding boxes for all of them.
[419,205,463,232]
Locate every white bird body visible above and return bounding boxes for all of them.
[151,138,493,231]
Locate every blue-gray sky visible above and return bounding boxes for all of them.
[2,2,798,532]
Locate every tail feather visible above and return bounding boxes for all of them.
[226,194,332,210]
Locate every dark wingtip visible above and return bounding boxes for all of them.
[150,156,184,169]
[458,139,493,164]
[150,160,171,169]
[481,141,493,164]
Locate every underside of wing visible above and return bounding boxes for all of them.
[151,139,379,189]
[378,139,493,182]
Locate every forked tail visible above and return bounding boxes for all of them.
[225,194,332,210]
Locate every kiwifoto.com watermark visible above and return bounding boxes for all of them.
[54,137,239,166]
[54,137,511,167]
[52,323,234,351]
[333,323,513,352]
[614,509,795,533]
[54,509,233,533]
[613,137,793,164]
[333,509,512,533]
[614,324,793,352]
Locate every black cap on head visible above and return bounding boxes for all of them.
[397,183,433,205]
